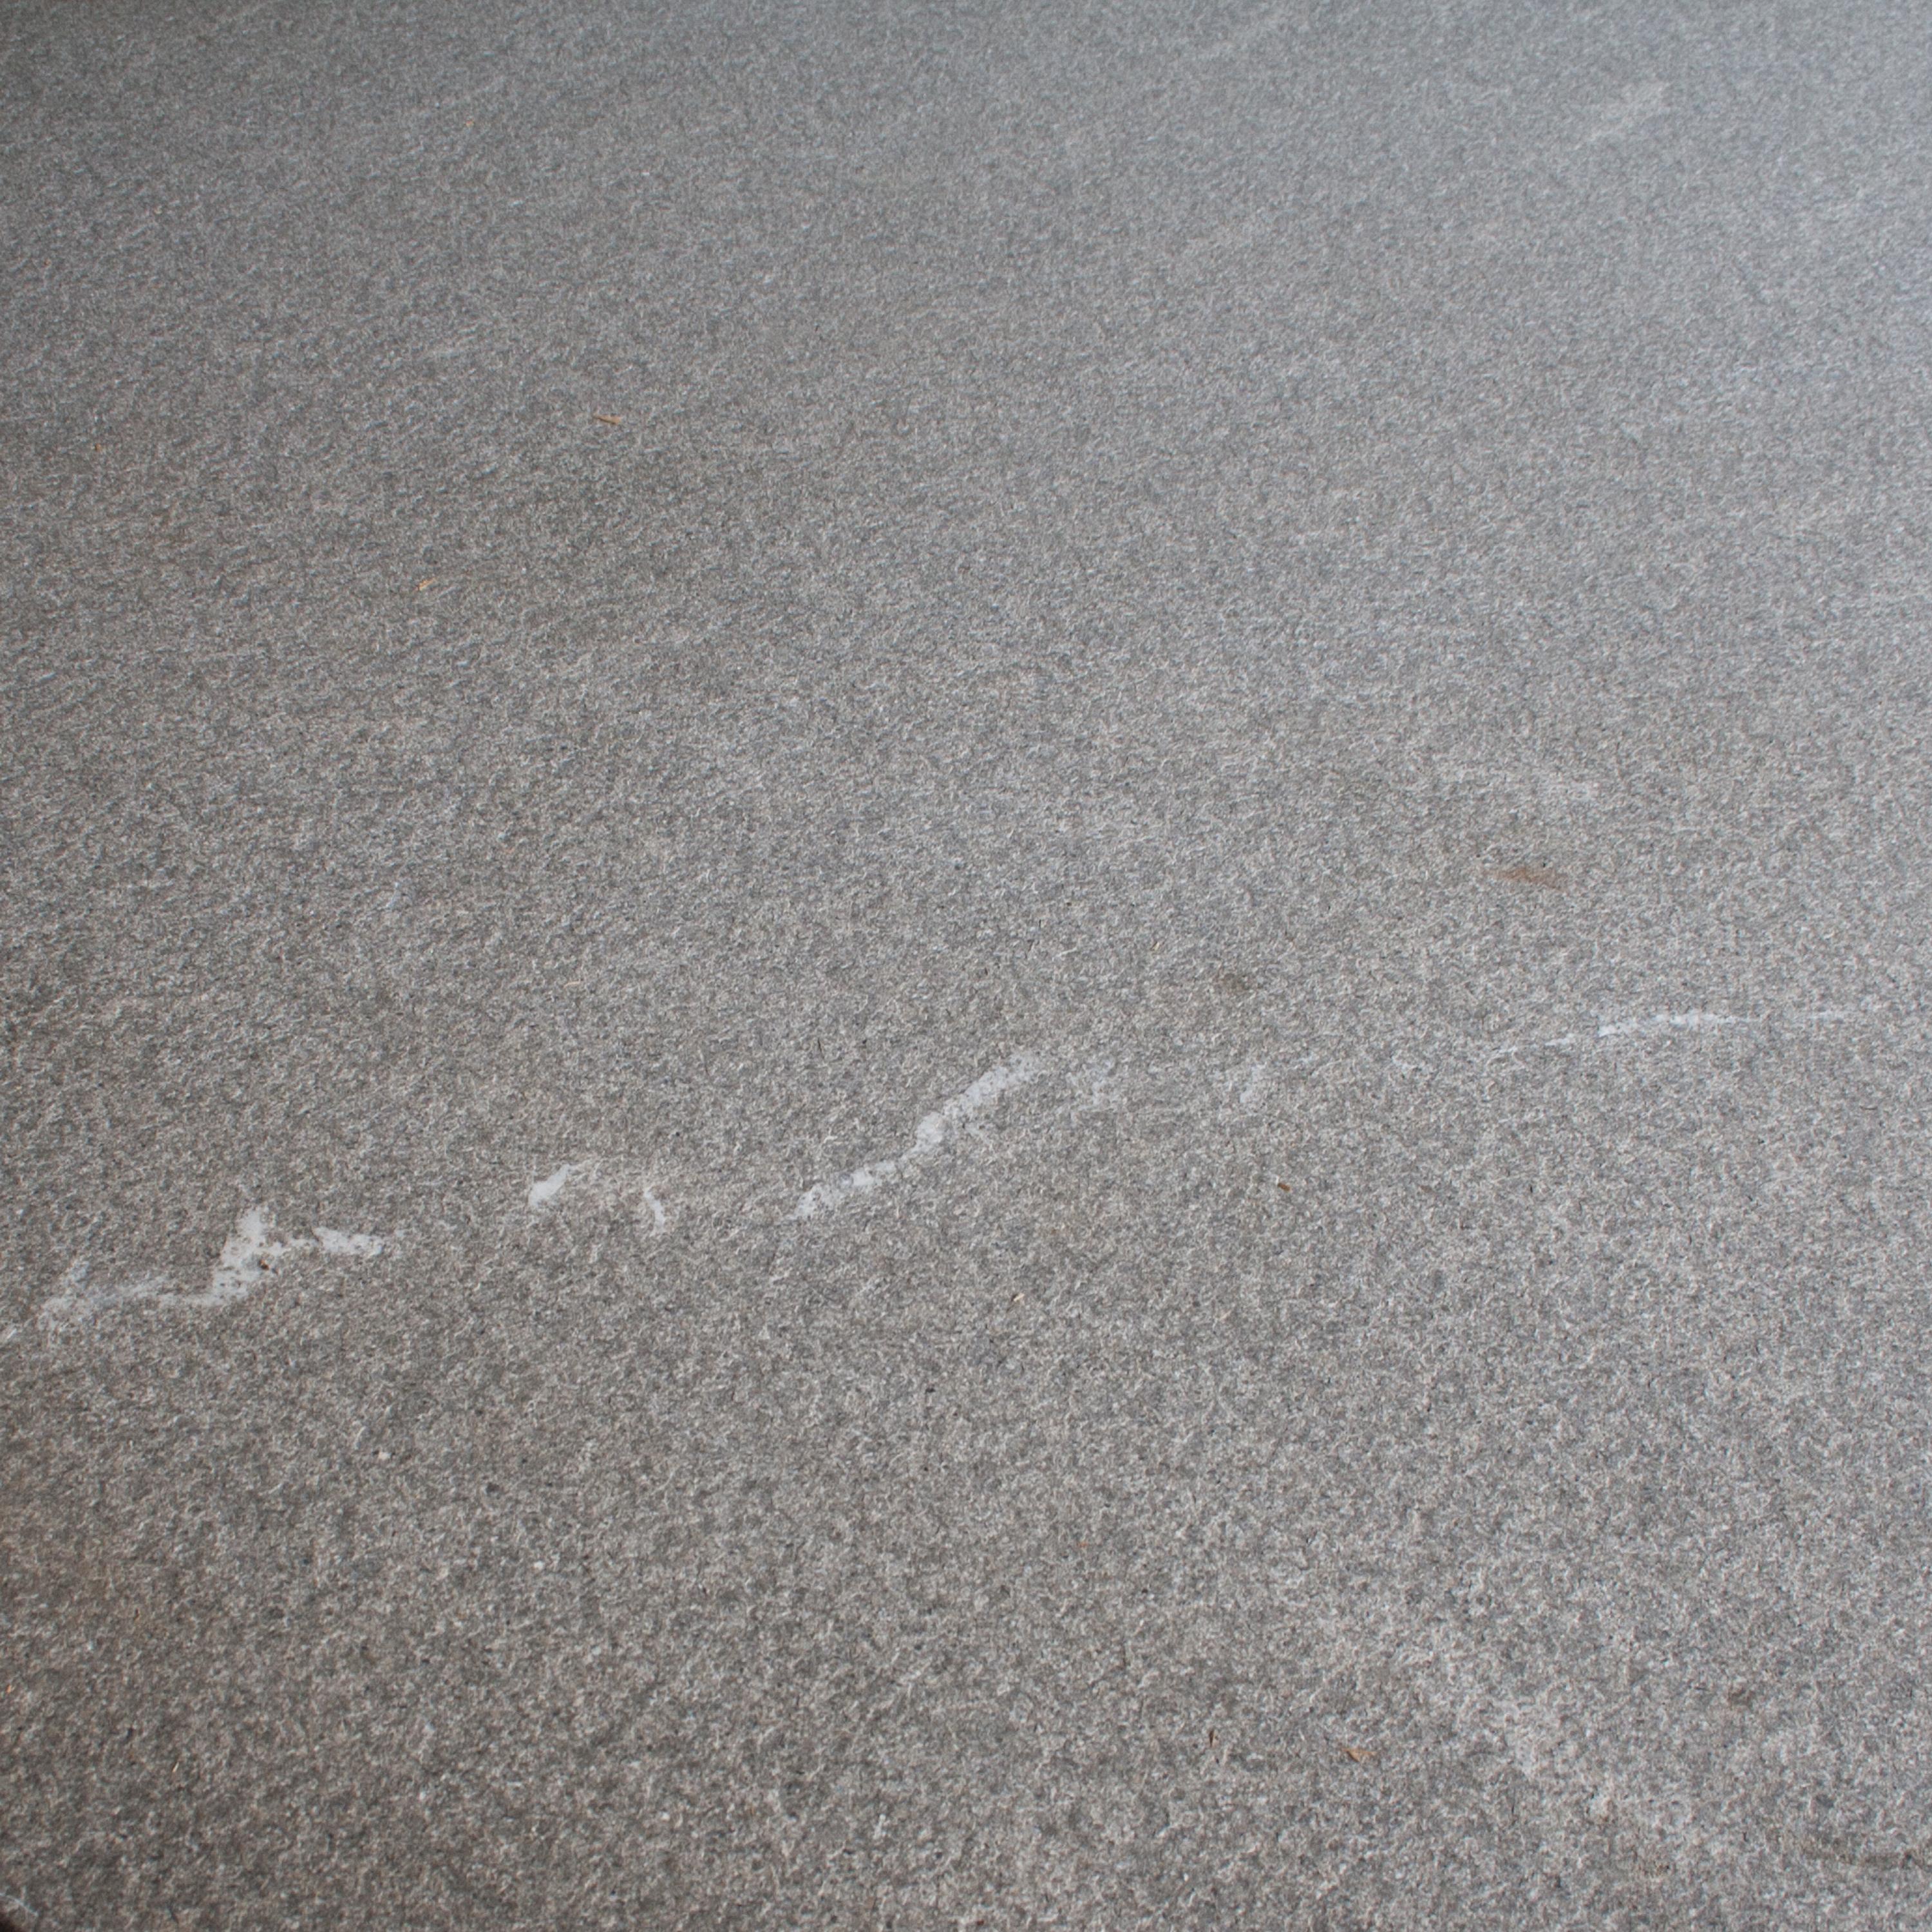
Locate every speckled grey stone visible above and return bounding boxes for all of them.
[4,0,1931,1926]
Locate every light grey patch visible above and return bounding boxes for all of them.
[39,1261,172,1331]
[316,1227,386,1258]
[525,1160,670,1232]
[1585,80,1668,144]
[1217,1061,1273,1111]
[527,1164,582,1209]
[41,1211,391,1329]
[1184,12,1289,62]
[1485,1001,1871,1065]
[793,1055,1045,1220]
[160,1209,311,1309]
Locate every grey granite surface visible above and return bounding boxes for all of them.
[4,0,1931,1924]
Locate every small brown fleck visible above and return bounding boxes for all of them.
[1493,864,1566,891]
[592,413,624,426]
[1341,1745,1376,1763]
